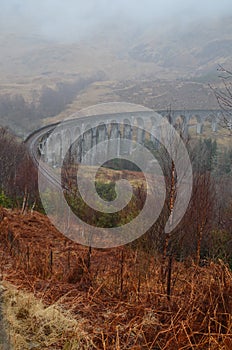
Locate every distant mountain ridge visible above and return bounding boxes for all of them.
[1,15,232,86]
[0,15,232,132]
[128,16,232,76]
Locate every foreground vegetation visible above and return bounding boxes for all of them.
[0,125,231,267]
[0,208,232,349]
[0,120,231,349]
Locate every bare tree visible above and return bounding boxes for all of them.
[0,127,38,208]
[210,65,232,132]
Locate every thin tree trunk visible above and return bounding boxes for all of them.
[196,225,203,265]
[21,186,28,214]
[161,160,175,282]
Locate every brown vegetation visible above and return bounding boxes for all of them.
[0,127,38,210]
[0,208,231,349]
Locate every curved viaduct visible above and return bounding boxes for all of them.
[26,108,221,169]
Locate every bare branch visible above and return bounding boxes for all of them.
[209,65,232,132]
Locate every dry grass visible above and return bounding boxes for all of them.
[1,282,91,349]
[0,207,232,349]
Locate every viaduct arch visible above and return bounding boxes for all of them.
[36,106,222,168]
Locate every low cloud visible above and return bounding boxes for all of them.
[1,0,232,41]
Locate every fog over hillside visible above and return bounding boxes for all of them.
[1,0,232,41]
[1,1,232,77]
[1,1,232,131]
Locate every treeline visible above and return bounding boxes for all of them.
[62,136,232,269]
[0,127,38,210]
[141,137,232,269]
[0,73,104,134]
[191,138,232,175]
[0,127,231,269]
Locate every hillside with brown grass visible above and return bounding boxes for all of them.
[1,16,232,135]
[0,207,231,349]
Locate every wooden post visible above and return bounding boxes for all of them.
[86,245,92,272]
[120,250,124,297]
[26,246,30,270]
[67,248,70,271]
[167,255,173,301]
[50,250,53,274]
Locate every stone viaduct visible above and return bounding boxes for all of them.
[37,108,221,167]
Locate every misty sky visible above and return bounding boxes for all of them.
[1,0,232,41]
